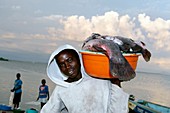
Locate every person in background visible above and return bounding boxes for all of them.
[40,44,129,113]
[11,73,23,109]
[37,79,49,109]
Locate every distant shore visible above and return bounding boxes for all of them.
[0,57,9,61]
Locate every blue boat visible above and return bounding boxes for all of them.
[137,100,170,113]
[128,98,170,113]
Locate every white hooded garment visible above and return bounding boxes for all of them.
[40,44,129,113]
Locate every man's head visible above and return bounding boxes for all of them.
[41,79,46,85]
[55,49,82,82]
[16,73,21,79]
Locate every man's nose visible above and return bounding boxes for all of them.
[65,62,70,68]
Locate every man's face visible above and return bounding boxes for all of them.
[56,50,81,80]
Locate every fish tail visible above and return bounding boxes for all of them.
[140,41,146,46]
[141,49,151,62]
[119,61,136,81]
[109,58,136,81]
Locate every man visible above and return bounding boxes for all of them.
[37,79,49,109]
[40,44,129,113]
[11,73,23,109]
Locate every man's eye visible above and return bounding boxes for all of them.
[59,63,65,68]
[68,58,73,62]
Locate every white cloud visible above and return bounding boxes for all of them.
[1,33,16,39]
[47,11,169,52]
[1,10,170,64]
[138,13,170,50]
[42,15,63,21]
[11,5,21,10]
[49,11,170,68]
[47,27,61,38]
[2,11,170,54]
[34,9,42,14]
[60,15,92,41]
[151,57,170,70]
[58,11,144,41]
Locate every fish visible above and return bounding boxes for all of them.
[82,34,136,81]
[100,35,151,62]
[83,33,151,62]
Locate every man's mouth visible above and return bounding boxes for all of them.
[68,69,74,75]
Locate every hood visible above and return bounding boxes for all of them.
[47,44,87,88]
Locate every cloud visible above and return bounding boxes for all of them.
[41,15,63,21]
[151,57,170,70]
[34,9,42,15]
[51,11,170,52]
[48,11,170,69]
[138,13,170,51]
[58,11,145,41]
[6,10,168,55]
[1,33,16,39]
[1,10,170,64]
[11,5,21,10]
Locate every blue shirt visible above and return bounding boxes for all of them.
[14,79,22,93]
[39,85,49,98]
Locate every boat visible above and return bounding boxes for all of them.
[137,99,170,113]
[128,96,170,113]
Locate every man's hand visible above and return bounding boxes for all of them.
[11,89,14,92]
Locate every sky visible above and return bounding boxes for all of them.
[0,0,170,73]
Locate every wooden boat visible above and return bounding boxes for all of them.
[129,99,170,113]
[80,50,140,79]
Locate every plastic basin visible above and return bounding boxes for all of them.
[80,51,140,79]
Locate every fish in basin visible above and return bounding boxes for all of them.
[100,35,151,62]
[83,33,151,62]
[82,34,136,81]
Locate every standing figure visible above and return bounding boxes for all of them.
[40,44,129,113]
[37,79,49,109]
[11,73,23,109]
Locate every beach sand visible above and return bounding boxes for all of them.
[0,60,170,112]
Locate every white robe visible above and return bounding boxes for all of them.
[40,44,129,113]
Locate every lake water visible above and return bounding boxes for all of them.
[0,60,170,111]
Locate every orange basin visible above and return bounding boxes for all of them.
[80,51,140,79]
